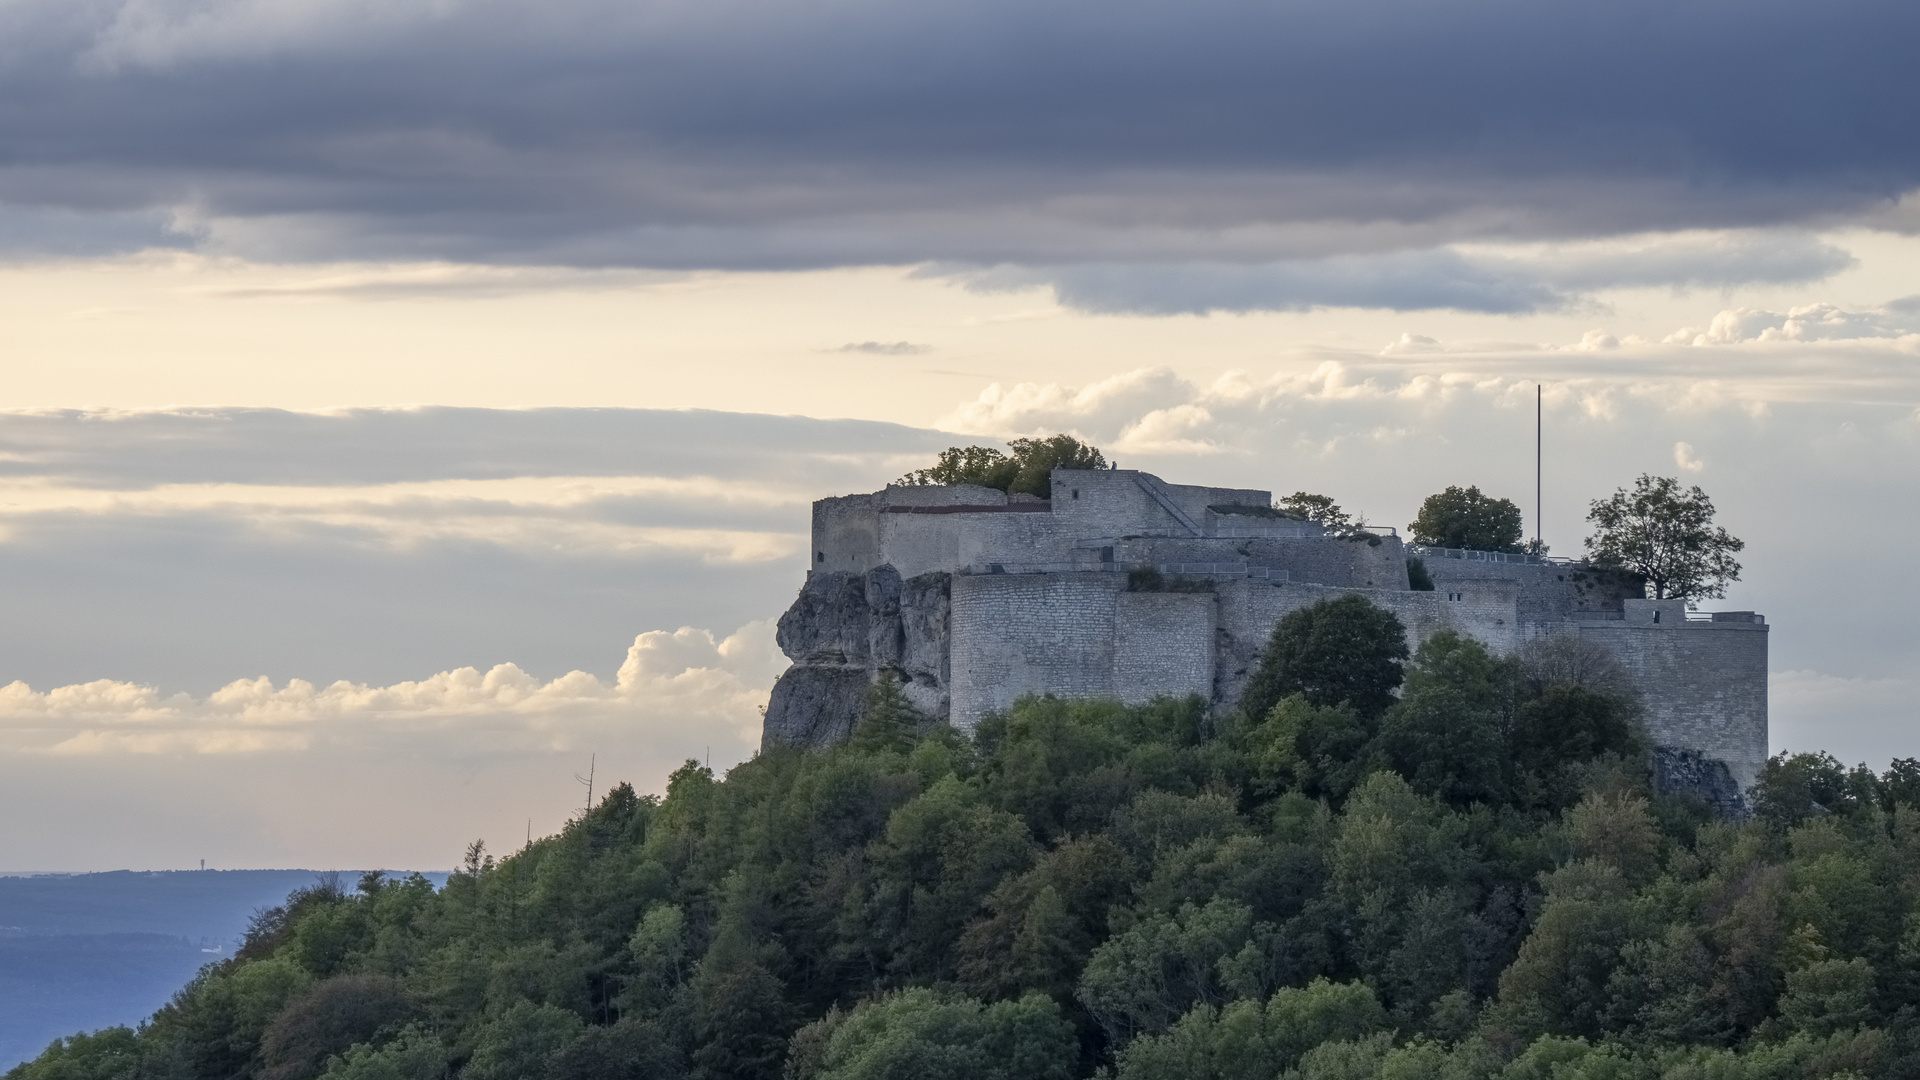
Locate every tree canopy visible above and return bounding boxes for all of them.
[1585,474,1744,600]
[17,619,1920,1080]
[898,436,1106,499]
[1408,485,1527,552]
[1239,594,1408,723]
[1274,492,1354,532]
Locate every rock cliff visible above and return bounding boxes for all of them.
[761,567,950,749]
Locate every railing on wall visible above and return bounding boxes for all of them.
[1409,544,1577,566]
[965,562,1289,581]
[1155,563,1288,580]
[1208,525,1316,539]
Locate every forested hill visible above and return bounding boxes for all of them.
[12,609,1920,1080]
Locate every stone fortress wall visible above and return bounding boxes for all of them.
[766,467,1769,794]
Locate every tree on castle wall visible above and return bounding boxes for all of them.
[897,436,1106,499]
[1585,474,1744,601]
[1275,492,1353,531]
[1408,485,1528,552]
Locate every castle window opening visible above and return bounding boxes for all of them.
[1072,489,1079,499]
[817,552,825,563]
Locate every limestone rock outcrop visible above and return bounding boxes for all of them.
[761,567,950,749]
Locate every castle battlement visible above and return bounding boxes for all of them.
[766,467,1768,796]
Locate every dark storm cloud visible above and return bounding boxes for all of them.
[0,0,1913,308]
[958,232,1860,315]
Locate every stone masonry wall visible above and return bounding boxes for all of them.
[1422,554,1644,622]
[950,573,1122,728]
[1212,579,1521,709]
[1576,600,1770,790]
[1114,592,1216,705]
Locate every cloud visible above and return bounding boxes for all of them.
[935,231,1856,315]
[1665,302,1920,346]
[0,0,1911,285]
[1772,670,1920,768]
[0,406,944,491]
[0,407,943,695]
[0,621,789,870]
[4,361,1920,866]
[834,341,931,356]
[1674,441,1705,472]
[1381,334,1445,356]
[0,476,811,561]
[940,368,1202,447]
[0,622,783,758]
[203,263,688,301]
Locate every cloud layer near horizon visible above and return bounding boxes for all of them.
[1,339,1916,868]
[0,0,1916,311]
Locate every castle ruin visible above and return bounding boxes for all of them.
[762,467,1768,797]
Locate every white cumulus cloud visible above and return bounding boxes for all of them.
[1665,302,1920,346]
[0,622,784,758]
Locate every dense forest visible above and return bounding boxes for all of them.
[14,596,1920,1080]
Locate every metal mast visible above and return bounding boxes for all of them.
[1535,384,1542,548]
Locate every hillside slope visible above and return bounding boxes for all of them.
[12,626,1920,1080]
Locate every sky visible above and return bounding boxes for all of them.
[0,0,1916,871]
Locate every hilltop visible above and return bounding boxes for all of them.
[10,601,1919,1080]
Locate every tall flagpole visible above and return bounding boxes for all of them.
[1535,384,1542,548]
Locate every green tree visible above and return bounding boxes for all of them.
[849,673,922,756]
[1374,631,1513,807]
[1492,860,1641,1040]
[463,1002,583,1080]
[692,963,795,1080]
[1113,979,1389,1080]
[1409,485,1526,552]
[1240,596,1407,722]
[899,445,1019,492]
[1405,556,1434,591]
[21,628,1920,1080]
[1243,696,1375,803]
[1275,493,1353,532]
[4,1028,143,1080]
[1585,474,1744,600]
[794,989,1076,1080]
[315,1026,447,1080]
[1750,751,1864,829]
[897,436,1105,498]
[259,975,415,1080]
[1510,685,1645,810]
[1075,899,1259,1043]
